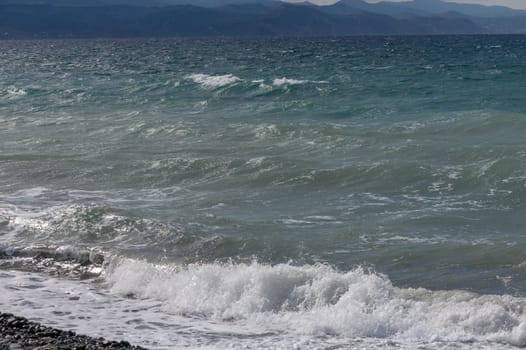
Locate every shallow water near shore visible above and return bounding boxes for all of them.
[1,36,526,349]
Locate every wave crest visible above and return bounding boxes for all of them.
[106,260,526,346]
[186,74,241,89]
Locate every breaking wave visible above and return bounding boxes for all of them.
[272,78,328,86]
[185,73,241,89]
[106,259,526,347]
[0,245,105,278]
[1,86,28,100]
[184,73,329,91]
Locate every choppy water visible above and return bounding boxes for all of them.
[1,36,526,349]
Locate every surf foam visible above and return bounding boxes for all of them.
[106,260,526,347]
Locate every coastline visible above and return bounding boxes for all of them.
[0,312,146,350]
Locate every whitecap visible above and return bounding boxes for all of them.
[272,78,308,86]
[272,78,329,86]
[186,73,241,89]
[280,218,314,225]
[253,123,280,138]
[304,215,338,222]
[4,86,27,100]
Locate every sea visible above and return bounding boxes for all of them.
[1,35,526,349]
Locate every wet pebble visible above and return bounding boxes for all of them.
[0,312,147,350]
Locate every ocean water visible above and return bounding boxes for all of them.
[1,36,526,349]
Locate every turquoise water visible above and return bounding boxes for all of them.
[1,36,526,349]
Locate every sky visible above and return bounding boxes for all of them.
[294,0,526,10]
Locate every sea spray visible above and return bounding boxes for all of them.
[106,259,526,346]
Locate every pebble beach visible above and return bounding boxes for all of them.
[0,313,146,350]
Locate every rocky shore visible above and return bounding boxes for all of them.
[0,313,147,350]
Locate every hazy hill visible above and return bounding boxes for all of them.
[320,0,526,18]
[374,0,526,17]
[0,0,525,38]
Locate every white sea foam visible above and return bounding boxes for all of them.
[5,86,28,99]
[1,259,525,349]
[304,215,337,221]
[106,260,526,348]
[0,193,175,247]
[0,270,171,349]
[272,78,308,86]
[280,218,315,225]
[253,123,280,138]
[281,216,341,226]
[186,74,241,89]
[271,78,327,86]
[183,75,328,90]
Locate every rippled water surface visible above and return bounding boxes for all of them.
[1,36,526,349]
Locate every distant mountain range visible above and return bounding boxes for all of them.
[327,0,526,18]
[1,0,526,38]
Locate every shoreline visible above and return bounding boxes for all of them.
[0,312,147,350]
